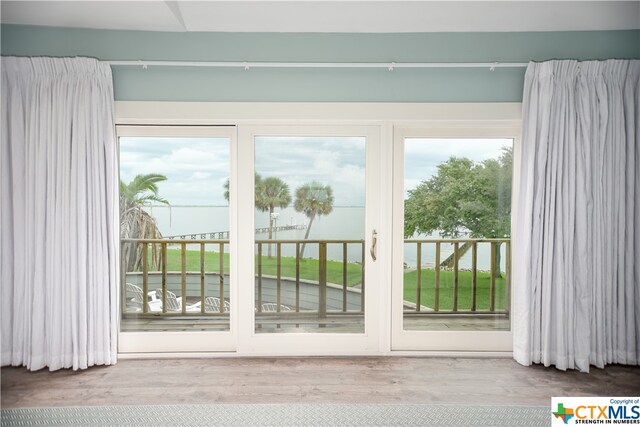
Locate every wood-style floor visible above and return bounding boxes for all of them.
[2,357,639,408]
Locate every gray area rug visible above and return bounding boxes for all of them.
[2,403,550,426]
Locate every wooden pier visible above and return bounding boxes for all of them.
[164,224,307,240]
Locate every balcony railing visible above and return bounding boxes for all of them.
[121,238,510,319]
[254,240,365,317]
[121,239,230,316]
[404,238,511,315]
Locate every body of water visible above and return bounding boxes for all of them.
[145,206,506,271]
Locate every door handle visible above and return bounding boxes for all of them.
[370,229,377,262]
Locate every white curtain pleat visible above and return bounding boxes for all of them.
[1,57,119,371]
[513,59,639,372]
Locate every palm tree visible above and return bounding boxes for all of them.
[294,181,334,259]
[120,173,169,272]
[223,173,262,204]
[256,177,291,257]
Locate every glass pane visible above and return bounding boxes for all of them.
[254,136,366,333]
[120,136,231,332]
[403,138,512,331]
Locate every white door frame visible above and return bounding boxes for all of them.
[391,123,521,352]
[116,125,238,353]
[236,124,383,355]
[114,102,521,356]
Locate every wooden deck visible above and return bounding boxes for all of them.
[2,357,639,408]
[121,314,509,332]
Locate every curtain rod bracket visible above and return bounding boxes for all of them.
[388,62,395,72]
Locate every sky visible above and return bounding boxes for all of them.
[120,136,230,206]
[255,136,366,207]
[119,136,511,207]
[404,138,512,198]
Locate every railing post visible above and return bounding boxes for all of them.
[342,242,348,312]
[219,242,225,314]
[416,242,422,312]
[319,242,327,318]
[276,242,282,312]
[471,242,477,312]
[161,242,167,314]
[295,242,300,312]
[360,241,365,313]
[120,241,127,315]
[453,242,459,312]
[434,242,441,312]
[142,242,148,314]
[257,243,262,313]
[181,242,187,314]
[505,241,511,314]
[200,243,205,314]
[490,242,496,312]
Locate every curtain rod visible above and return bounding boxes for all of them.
[107,60,529,71]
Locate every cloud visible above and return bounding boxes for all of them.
[404,138,510,162]
[190,172,212,180]
[120,136,230,205]
[120,135,511,206]
[255,136,366,206]
[403,137,512,197]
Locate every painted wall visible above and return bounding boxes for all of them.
[2,25,638,102]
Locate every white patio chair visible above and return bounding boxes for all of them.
[260,303,292,312]
[155,288,201,312]
[204,296,231,313]
[125,283,161,312]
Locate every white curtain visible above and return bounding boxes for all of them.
[1,57,119,371]
[513,59,640,372]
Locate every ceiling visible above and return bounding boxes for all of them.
[1,1,639,33]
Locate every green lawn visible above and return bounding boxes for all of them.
[149,248,506,310]
[160,248,363,286]
[162,248,230,273]
[403,269,507,311]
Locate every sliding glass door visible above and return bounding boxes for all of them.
[237,125,382,354]
[391,126,518,351]
[117,124,382,354]
[114,103,522,355]
[117,126,237,353]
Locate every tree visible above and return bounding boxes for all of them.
[223,174,290,257]
[294,181,334,259]
[256,177,291,257]
[404,148,512,276]
[223,173,262,204]
[120,173,169,272]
